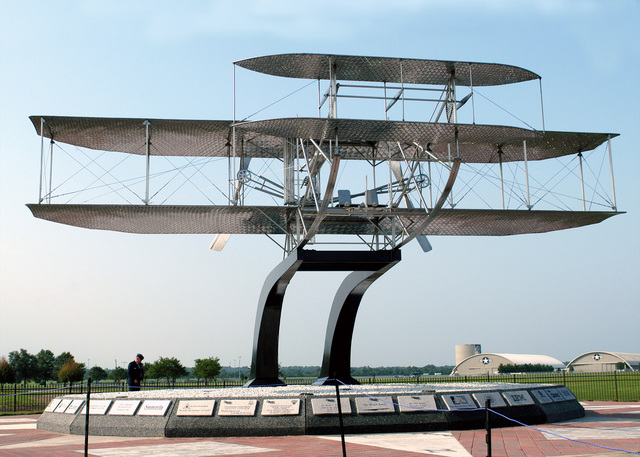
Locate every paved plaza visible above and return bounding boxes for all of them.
[1,402,638,456]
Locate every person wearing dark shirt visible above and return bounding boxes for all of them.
[127,353,144,391]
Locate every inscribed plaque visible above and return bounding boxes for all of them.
[176,400,216,416]
[355,396,395,414]
[108,400,141,415]
[442,394,476,410]
[261,399,301,416]
[218,399,257,416]
[397,395,437,413]
[81,399,112,415]
[44,398,62,413]
[502,390,534,406]
[544,388,565,402]
[311,397,352,415]
[54,399,72,413]
[531,389,553,404]
[472,392,507,408]
[555,386,576,401]
[138,400,172,416]
[64,399,85,414]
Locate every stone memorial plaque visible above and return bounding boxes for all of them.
[555,386,576,401]
[502,390,534,406]
[397,395,437,413]
[442,394,476,410]
[261,399,301,416]
[81,399,112,415]
[176,400,216,416]
[311,397,352,415]
[44,398,62,413]
[64,399,85,414]
[54,398,73,413]
[355,396,395,414]
[531,389,553,404]
[138,400,172,416]
[472,392,507,408]
[218,399,257,416]
[544,388,565,402]
[108,400,141,416]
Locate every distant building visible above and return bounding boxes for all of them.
[566,352,640,372]
[455,344,481,365]
[450,353,565,376]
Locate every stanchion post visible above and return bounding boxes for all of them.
[85,377,92,457]
[334,375,347,457]
[485,398,492,457]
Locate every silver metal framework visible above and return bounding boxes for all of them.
[28,53,621,255]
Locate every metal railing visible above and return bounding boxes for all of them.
[2,371,638,414]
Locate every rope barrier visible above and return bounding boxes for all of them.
[332,379,640,455]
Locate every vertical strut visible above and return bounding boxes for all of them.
[539,78,546,134]
[523,140,531,209]
[143,120,151,205]
[39,117,45,203]
[48,138,54,204]
[578,152,586,211]
[469,64,476,124]
[607,136,617,211]
[498,148,505,210]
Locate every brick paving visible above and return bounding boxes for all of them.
[0,402,638,456]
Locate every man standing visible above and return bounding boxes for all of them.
[127,353,144,391]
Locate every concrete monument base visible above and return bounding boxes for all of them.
[38,382,584,438]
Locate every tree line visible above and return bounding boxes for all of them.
[1,348,455,385]
[0,349,222,384]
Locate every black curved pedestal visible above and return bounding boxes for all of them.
[245,249,401,387]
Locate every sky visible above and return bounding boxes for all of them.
[1,0,638,372]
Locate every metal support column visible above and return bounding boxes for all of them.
[245,249,401,387]
[314,250,401,385]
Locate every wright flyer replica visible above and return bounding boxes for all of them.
[31,54,622,436]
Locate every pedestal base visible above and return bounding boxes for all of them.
[38,382,584,438]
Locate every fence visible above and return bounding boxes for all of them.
[2,371,638,414]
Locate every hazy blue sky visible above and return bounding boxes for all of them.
[1,0,638,372]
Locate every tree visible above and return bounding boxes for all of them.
[8,349,37,383]
[36,349,56,384]
[145,357,187,382]
[0,357,17,383]
[53,352,74,376]
[109,367,127,381]
[87,366,108,381]
[192,357,222,380]
[57,358,85,383]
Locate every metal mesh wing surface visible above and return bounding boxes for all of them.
[235,53,540,86]
[27,204,619,236]
[30,116,616,163]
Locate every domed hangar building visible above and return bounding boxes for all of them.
[566,352,640,372]
[451,353,566,376]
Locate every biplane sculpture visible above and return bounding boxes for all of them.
[27,53,621,386]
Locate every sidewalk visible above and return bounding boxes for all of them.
[1,402,638,456]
